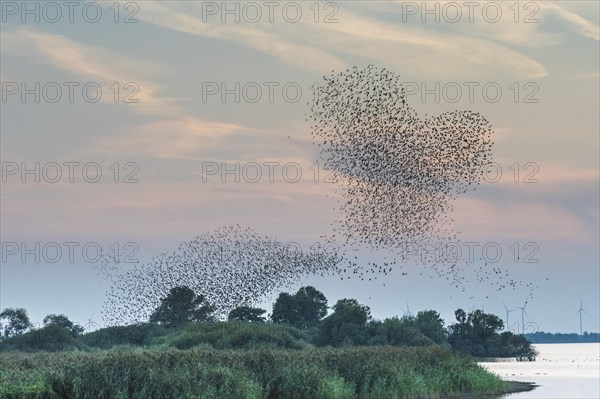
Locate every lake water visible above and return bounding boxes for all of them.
[480,343,600,399]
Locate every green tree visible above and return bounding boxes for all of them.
[317,298,371,346]
[448,308,530,358]
[272,286,328,329]
[0,308,32,338]
[271,293,294,324]
[510,333,537,360]
[228,306,266,322]
[415,310,447,344]
[43,314,85,337]
[369,316,432,346]
[149,286,215,328]
[455,308,467,324]
[447,309,471,352]
[469,309,503,342]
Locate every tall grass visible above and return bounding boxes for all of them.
[1,346,505,399]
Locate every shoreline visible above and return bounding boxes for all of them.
[502,381,537,395]
[451,381,537,399]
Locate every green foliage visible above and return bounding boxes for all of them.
[506,333,537,360]
[0,325,82,353]
[1,307,535,362]
[159,321,310,350]
[448,309,536,359]
[0,308,32,338]
[149,286,216,328]
[0,351,71,398]
[0,346,507,399]
[368,316,433,347]
[415,310,447,345]
[271,286,328,329]
[2,290,536,399]
[318,346,505,397]
[80,323,168,349]
[470,310,504,340]
[316,299,371,347]
[47,351,264,399]
[43,314,84,338]
[228,306,267,323]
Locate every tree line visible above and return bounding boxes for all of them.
[1,285,536,359]
[525,331,600,344]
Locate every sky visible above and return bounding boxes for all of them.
[1,1,599,334]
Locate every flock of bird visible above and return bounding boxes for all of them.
[306,66,540,299]
[97,65,540,324]
[97,225,343,325]
[307,65,493,249]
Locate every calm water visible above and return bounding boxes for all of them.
[480,343,600,399]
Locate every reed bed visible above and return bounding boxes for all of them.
[0,346,506,399]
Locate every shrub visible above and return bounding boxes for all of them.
[80,323,167,349]
[0,325,82,353]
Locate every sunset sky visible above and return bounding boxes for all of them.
[1,1,598,333]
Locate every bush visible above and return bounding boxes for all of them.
[0,325,82,353]
[80,323,168,349]
[161,321,311,350]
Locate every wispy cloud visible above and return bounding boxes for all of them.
[135,1,550,78]
[310,11,548,78]
[138,2,346,74]
[93,117,246,160]
[2,29,182,115]
[388,1,599,47]
[570,71,600,80]
[2,28,271,161]
[541,1,600,41]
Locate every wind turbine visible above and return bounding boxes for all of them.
[515,301,529,335]
[577,299,590,335]
[400,300,413,317]
[84,308,100,333]
[502,302,517,331]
